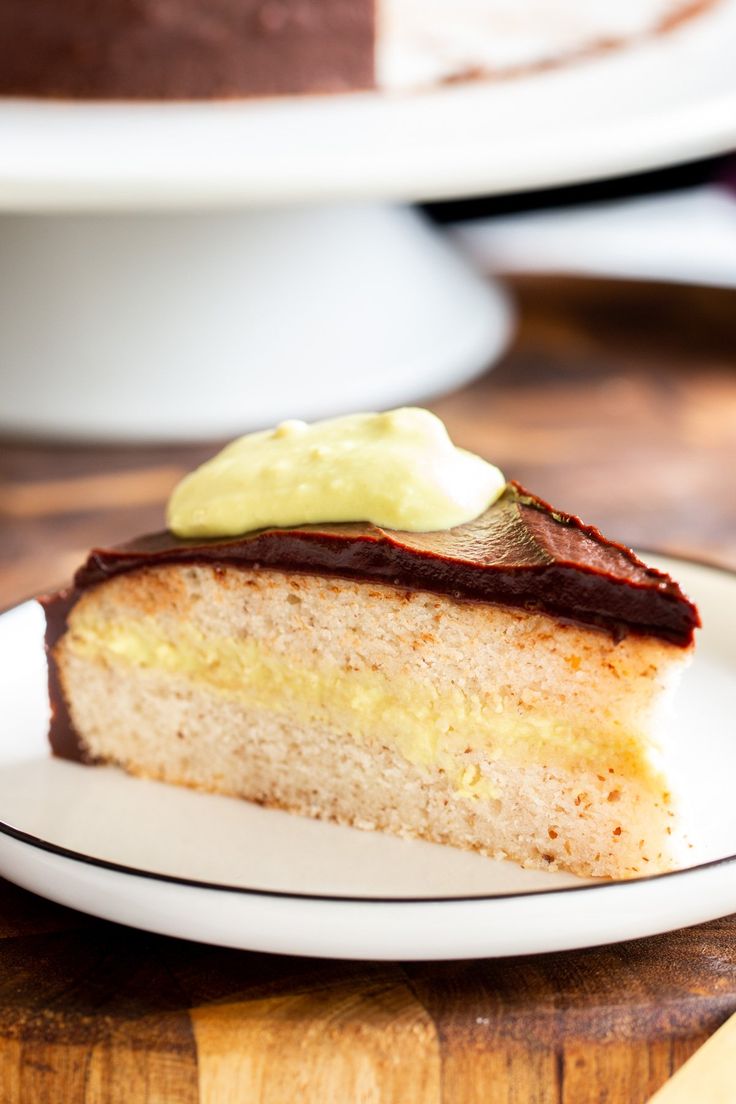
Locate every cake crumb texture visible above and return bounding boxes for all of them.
[54,564,691,879]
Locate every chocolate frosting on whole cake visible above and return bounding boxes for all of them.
[0,0,375,100]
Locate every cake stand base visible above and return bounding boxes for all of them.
[0,205,512,441]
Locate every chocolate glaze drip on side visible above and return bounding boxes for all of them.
[42,588,88,763]
[41,482,700,762]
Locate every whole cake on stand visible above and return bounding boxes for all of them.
[0,0,732,439]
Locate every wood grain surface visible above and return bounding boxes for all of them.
[1,275,735,1102]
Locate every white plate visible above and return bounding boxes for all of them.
[1,0,735,210]
[0,553,734,960]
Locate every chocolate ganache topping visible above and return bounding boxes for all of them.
[55,482,699,647]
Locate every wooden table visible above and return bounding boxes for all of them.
[1,276,735,1103]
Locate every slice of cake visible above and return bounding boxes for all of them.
[41,409,699,879]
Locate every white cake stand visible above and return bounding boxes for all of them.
[2,0,735,439]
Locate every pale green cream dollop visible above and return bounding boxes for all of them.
[167,407,506,538]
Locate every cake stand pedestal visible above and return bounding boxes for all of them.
[0,204,511,441]
[2,0,735,439]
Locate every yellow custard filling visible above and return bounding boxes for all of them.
[64,614,663,795]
